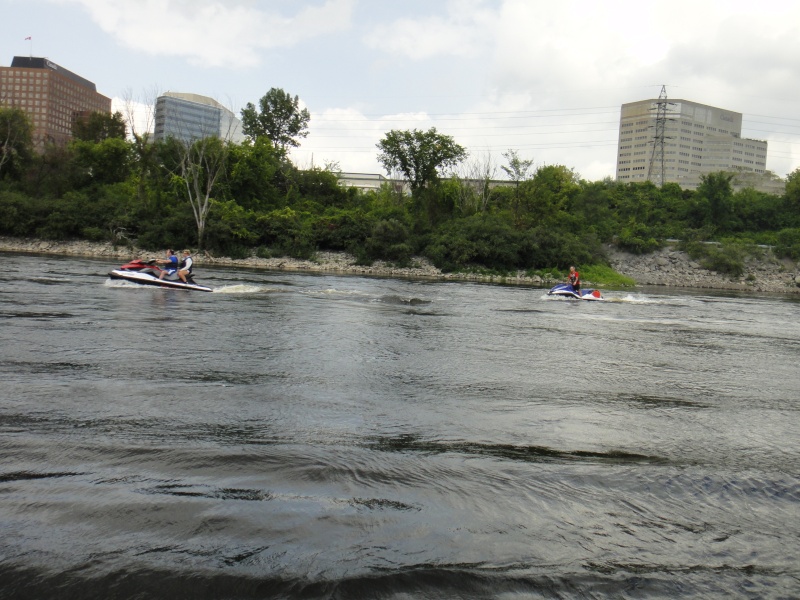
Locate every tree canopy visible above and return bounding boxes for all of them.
[0,107,34,180]
[240,88,310,151]
[376,128,468,193]
[72,110,127,143]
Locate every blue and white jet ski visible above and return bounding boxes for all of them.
[548,283,603,300]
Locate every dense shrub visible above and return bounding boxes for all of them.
[362,218,413,264]
[0,190,51,236]
[204,199,259,257]
[255,207,315,259]
[312,209,373,252]
[683,241,746,277]
[775,228,800,260]
[617,222,662,254]
[424,214,525,272]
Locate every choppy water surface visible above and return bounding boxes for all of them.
[1,253,798,599]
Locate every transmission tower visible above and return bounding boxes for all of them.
[647,85,675,187]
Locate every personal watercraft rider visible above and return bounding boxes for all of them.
[567,266,581,295]
[155,249,179,279]
[176,250,193,283]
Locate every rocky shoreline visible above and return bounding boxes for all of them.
[1,236,798,294]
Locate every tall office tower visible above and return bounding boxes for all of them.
[615,96,769,190]
[153,92,244,144]
[0,56,112,149]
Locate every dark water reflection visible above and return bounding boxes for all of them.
[1,253,798,599]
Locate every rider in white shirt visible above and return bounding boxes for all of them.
[177,250,194,283]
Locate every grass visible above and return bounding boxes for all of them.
[580,264,636,288]
[524,264,635,288]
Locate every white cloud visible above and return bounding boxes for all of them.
[54,0,355,67]
[363,0,497,60]
[292,107,437,172]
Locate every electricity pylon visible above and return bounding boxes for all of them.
[647,85,675,187]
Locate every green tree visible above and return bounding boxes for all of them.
[376,127,467,194]
[161,135,231,249]
[520,164,579,226]
[696,171,735,232]
[22,143,77,199]
[501,149,534,184]
[240,88,310,151]
[0,107,34,180]
[786,168,800,208]
[224,137,283,211]
[72,111,127,142]
[501,149,534,223]
[70,137,134,186]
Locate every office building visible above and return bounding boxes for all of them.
[615,97,773,192]
[0,56,111,149]
[153,92,244,144]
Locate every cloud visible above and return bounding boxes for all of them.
[661,14,800,102]
[363,0,497,60]
[293,0,800,180]
[54,0,355,67]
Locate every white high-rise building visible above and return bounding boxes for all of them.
[615,97,770,191]
[154,92,244,144]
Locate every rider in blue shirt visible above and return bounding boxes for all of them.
[156,249,179,279]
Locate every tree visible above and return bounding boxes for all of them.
[452,151,497,215]
[72,111,127,142]
[240,88,310,151]
[786,168,800,209]
[501,149,534,223]
[164,135,231,250]
[225,137,283,212]
[696,171,735,232]
[520,164,579,226]
[0,107,34,180]
[70,137,134,186]
[501,149,534,184]
[376,127,467,194]
[121,88,162,209]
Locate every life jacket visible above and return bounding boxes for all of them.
[179,256,193,273]
[569,270,580,286]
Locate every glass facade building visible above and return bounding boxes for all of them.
[154,92,243,143]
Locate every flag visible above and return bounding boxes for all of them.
[25,36,31,40]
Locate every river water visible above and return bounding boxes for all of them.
[1,253,798,599]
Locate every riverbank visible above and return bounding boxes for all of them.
[1,236,798,293]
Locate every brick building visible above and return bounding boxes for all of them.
[0,56,111,149]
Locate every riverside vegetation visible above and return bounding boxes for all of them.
[1,103,800,291]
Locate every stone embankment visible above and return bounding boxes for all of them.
[1,236,798,294]
[607,245,800,293]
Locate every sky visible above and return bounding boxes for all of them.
[2,0,799,182]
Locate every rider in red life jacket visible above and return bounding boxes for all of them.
[567,266,581,295]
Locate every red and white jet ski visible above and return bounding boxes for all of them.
[108,259,212,292]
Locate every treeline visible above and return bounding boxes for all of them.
[1,106,799,274]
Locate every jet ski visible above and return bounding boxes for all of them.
[108,259,212,292]
[548,283,602,300]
